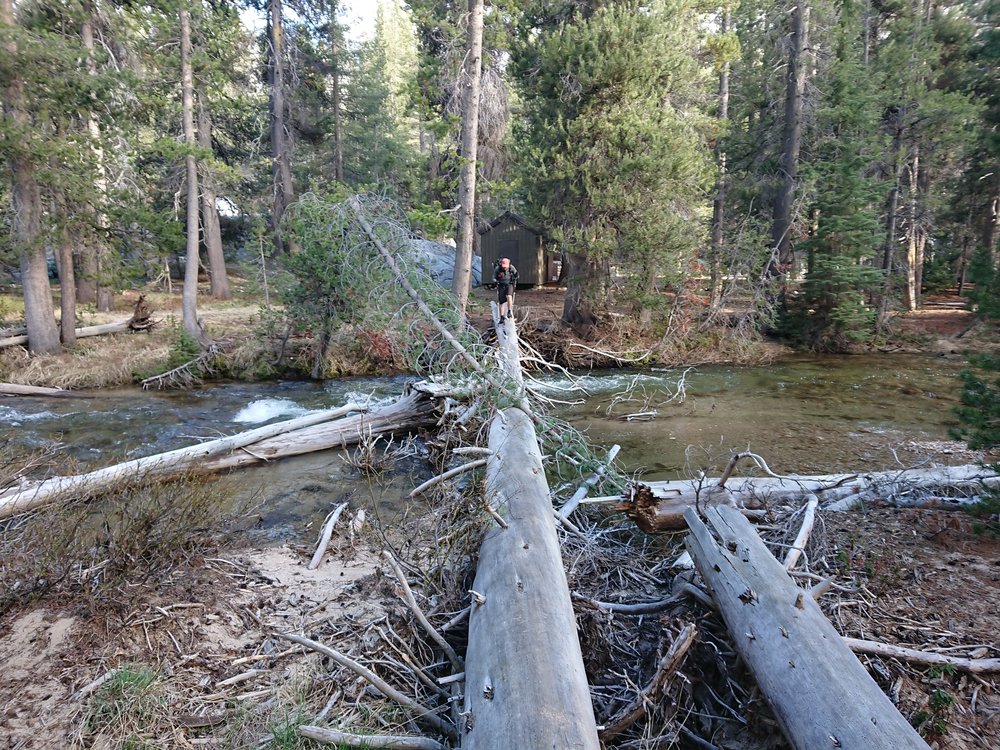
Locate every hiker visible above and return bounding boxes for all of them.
[495,257,518,319]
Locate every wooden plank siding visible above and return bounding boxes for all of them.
[479,211,548,287]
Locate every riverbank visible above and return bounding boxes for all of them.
[1,284,993,390]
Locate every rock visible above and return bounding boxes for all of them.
[408,239,482,287]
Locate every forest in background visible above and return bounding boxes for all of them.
[1,0,999,357]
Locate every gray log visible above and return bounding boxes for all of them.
[462,311,599,749]
[685,504,930,750]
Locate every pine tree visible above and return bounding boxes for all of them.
[513,0,712,331]
[795,0,884,349]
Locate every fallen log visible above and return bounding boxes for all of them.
[0,383,91,398]
[613,464,999,531]
[0,391,436,519]
[461,311,599,750]
[685,504,930,750]
[0,319,131,349]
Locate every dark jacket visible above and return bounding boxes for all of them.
[495,264,518,287]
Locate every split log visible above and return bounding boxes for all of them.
[613,464,999,531]
[685,505,930,750]
[461,312,599,750]
[0,392,436,519]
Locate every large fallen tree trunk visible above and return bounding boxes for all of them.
[461,312,600,750]
[0,391,436,519]
[685,504,930,750]
[614,464,999,531]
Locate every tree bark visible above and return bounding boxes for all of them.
[268,0,296,252]
[561,251,599,336]
[461,311,599,748]
[80,12,112,312]
[2,0,60,355]
[197,98,230,299]
[180,5,203,343]
[451,0,484,315]
[685,505,931,750]
[0,318,148,349]
[876,115,904,331]
[56,196,77,347]
[708,8,731,311]
[904,145,920,311]
[768,2,809,278]
[463,406,600,749]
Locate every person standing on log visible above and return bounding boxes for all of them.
[495,257,518,319]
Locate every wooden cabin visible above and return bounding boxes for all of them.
[479,211,558,288]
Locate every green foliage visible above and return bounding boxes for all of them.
[513,0,713,315]
[407,201,454,240]
[794,0,884,350]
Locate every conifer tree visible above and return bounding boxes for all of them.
[513,0,712,331]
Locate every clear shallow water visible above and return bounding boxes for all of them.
[1,354,970,537]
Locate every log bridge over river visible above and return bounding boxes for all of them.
[4,304,997,749]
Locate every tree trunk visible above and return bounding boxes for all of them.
[80,12,112,312]
[451,0,484,315]
[180,6,203,343]
[0,319,135,349]
[462,314,599,749]
[197,98,230,299]
[876,119,904,331]
[611,464,999,531]
[984,171,1000,264]
[904,144,920,311]
[685,505,931,750]
[561,252,599,336]
[56,198,77,347]
[769,2,809,278]
[330,11,344,183]
[2,0,60,355]
[0,393,436,519]
[268,0,296,253]
[708,8,731,311]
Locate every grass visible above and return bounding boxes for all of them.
[83,664,162,749]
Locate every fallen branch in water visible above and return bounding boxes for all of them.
[408,459,488,499]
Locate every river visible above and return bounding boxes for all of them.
[1,353,972,539]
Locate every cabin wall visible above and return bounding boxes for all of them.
[481,219,544,286]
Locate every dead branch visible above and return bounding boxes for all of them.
[276,632,457,740]
[298,726,446,750]
[408,459,488,499]
[558,444,621,520]
[843,638,1000,674]
[600,624,697,741]
[308,502,349,570]
[783,494,818,571]
[383,551,464,672]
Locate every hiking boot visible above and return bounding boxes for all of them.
[506,311,513,319]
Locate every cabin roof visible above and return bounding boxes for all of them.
[479,210,544,237]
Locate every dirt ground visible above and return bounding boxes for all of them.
[1,290,998,749]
